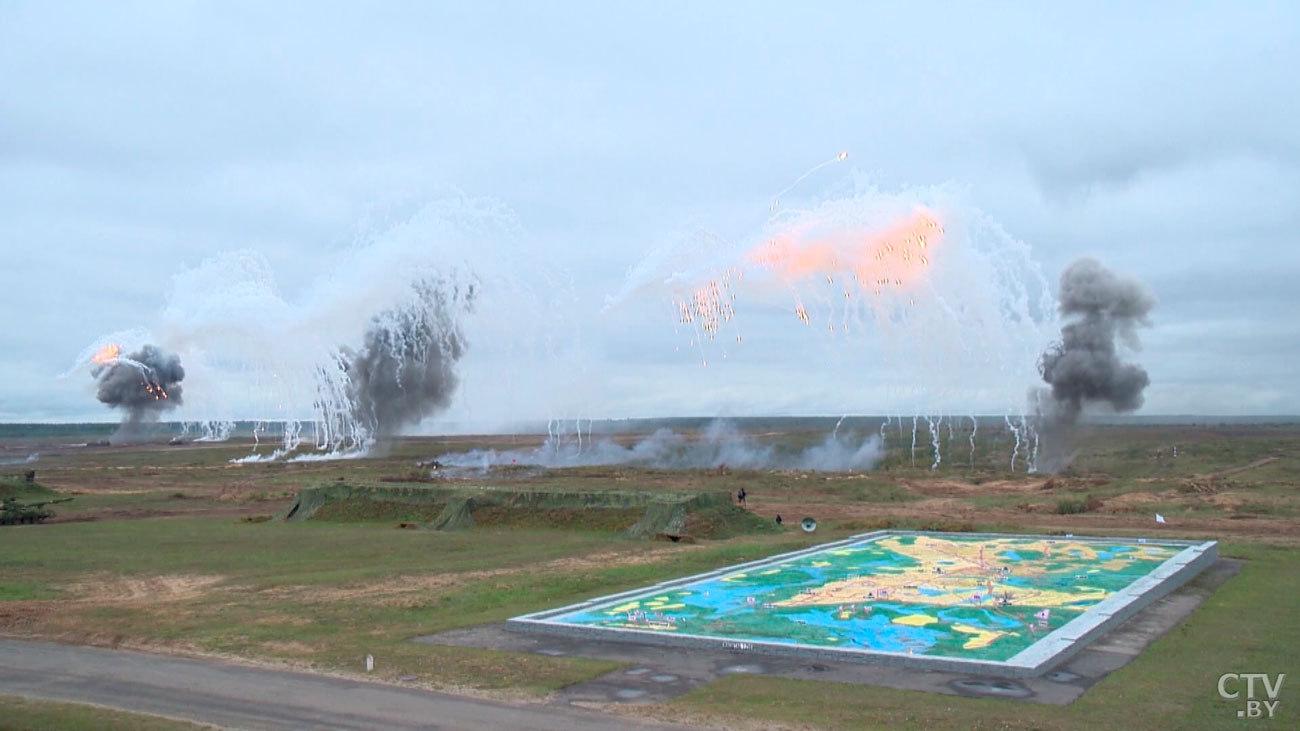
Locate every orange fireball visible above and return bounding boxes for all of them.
[92,344,121,364]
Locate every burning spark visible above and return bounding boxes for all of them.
[674,270,737,339]
[140,379,168,400]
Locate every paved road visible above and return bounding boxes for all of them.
[0,638,685,730]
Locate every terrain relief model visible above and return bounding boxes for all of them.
[540,533,1184,662]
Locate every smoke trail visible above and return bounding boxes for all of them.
[339,278,473,453]
[436,419,883,472]
[910,415,918,466]
[1034,258,1155,472]
[927,415,941,470]
[968,415,977,466]
[178,420,236,442]
[1005,414,1021,471]
[91,345,185,442]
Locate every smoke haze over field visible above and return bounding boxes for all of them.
[437,419,884,472]
[1036,258,1155,471]
[92,345,185,442]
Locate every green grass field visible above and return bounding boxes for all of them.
[0,695,206,731]
[1,422,1297,728]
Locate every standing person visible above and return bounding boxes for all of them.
[737,487,747,507]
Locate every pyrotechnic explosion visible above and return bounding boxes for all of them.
[338,278,474,453]
[672,208,944,345]
[90,344,186,442]
[65,196,551,461]
[607,162,1054,471]
[1034,258,1155,472]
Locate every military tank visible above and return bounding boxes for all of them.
[0,496,72,525]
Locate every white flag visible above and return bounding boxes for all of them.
[1155,513,1167,524]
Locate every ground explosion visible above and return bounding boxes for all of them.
[90,344,186,443]
[1034,258,1155,472]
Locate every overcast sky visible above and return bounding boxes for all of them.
[2,1,1298,424]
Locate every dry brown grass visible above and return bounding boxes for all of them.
[68,574,227,603]
[265,546,704,606]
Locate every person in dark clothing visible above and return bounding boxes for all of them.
[775,514,783,525]
[737,487,747,506]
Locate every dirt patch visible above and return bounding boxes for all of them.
[1207,492,1255,510]
[61,488,156,495]
[0,601,48,631]
[900,477,1045,497]
[69,573,227,603]
[252,613,314,627]
[47,503,272,524]
[268,547,703,607]
[753,492,1300,542]
[1203,456,1280,479]
[260,640,322,655]
[1105,492,1165,505]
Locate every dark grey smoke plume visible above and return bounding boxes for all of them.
[93,345,185,442]
[342,279,472,451]
[1035,258,1154,471]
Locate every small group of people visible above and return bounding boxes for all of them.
[735,487,786,527]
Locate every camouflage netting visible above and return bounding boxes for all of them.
[278,483,765,539]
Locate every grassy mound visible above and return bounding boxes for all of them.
[471,506,644,532]
[282,482,773,539]
[311,498,447,523]
[0,478,60,500]
[685,505,783,539]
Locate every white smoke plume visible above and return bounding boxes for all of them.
[436,419,883,472]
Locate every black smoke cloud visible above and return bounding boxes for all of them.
[93,345,185,442]
[341,279,472,451]
[1034,258,1155,471]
